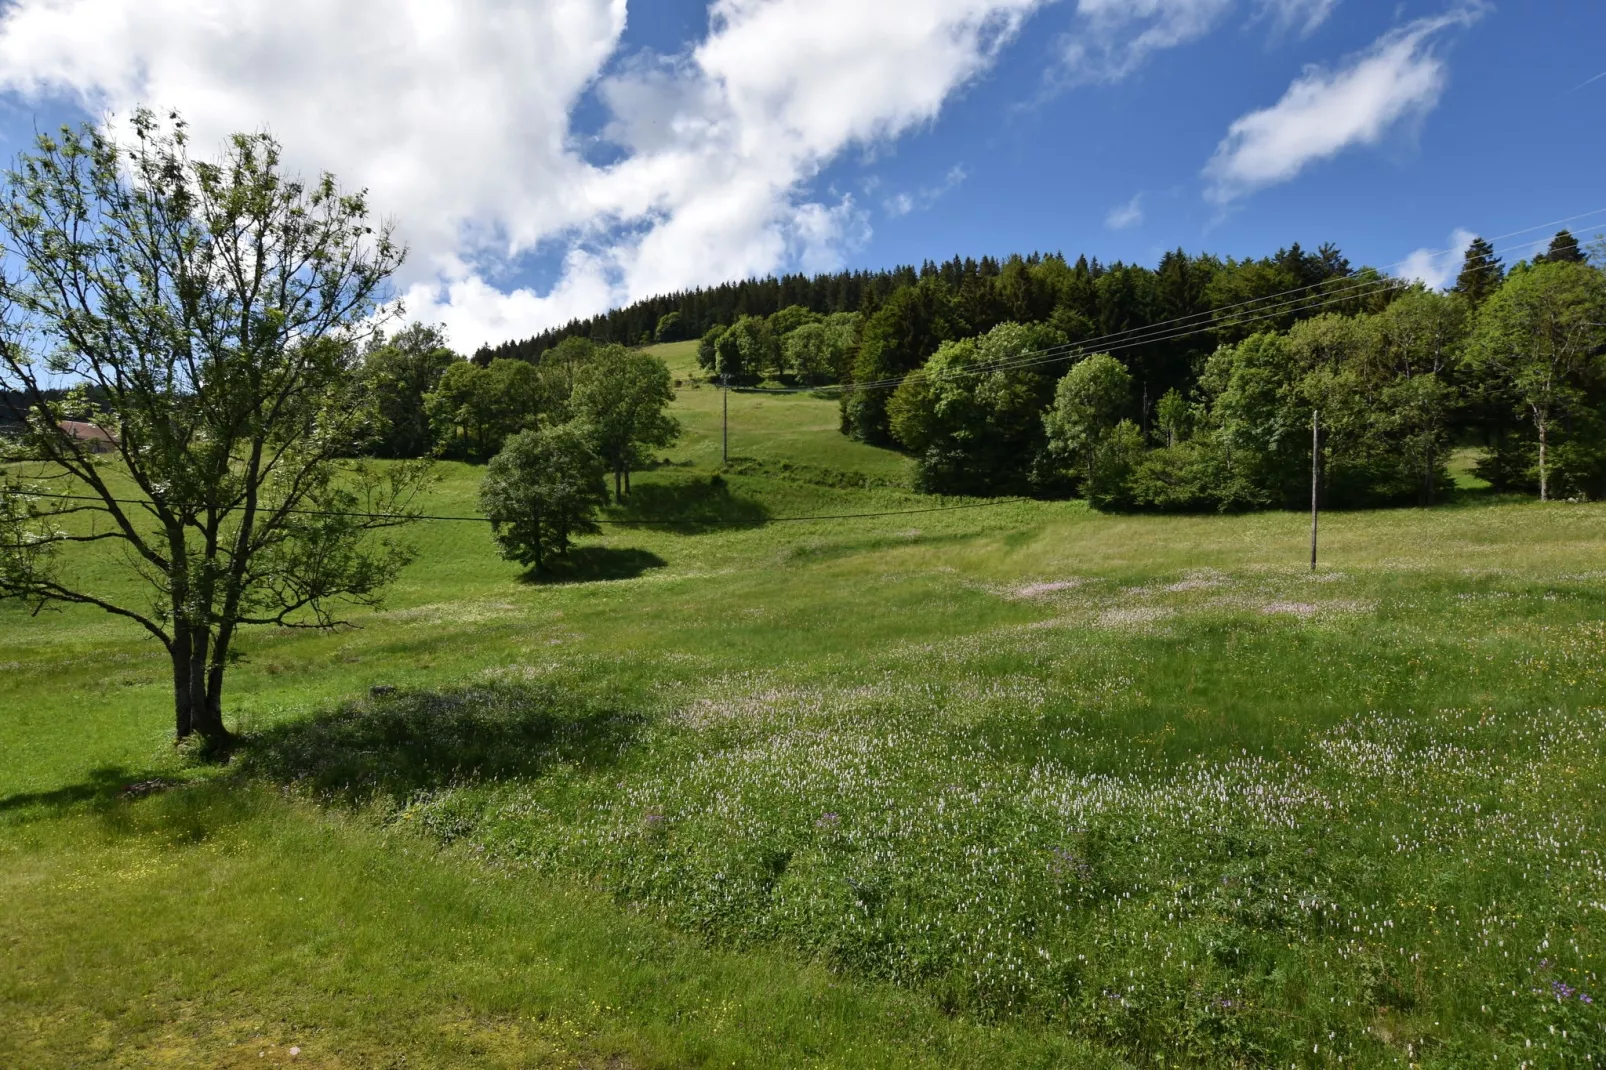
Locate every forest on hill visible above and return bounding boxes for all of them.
[474,243,1357,365]
[474,230,1606,512]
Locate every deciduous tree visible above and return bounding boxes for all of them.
[570,348,680,499]
[1465,261,1606,500]
[0,113,423,748]
[480,424,608,574]
[1044,353,1132,490]
[363,323,460,459]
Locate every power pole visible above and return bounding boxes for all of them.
[721,373,730,465]
[1310,408,1320,572]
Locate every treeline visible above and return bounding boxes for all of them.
[361,326,677,501]
[474,265,925,365]
[472,245,1352,367]
[866,231,1604,507]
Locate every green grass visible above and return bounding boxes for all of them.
[4,380,1606,1066]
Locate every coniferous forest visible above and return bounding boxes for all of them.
[475,231,1606,510]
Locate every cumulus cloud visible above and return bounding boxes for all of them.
[1396,227,1475,290]
[1203,5,1483,205]
[0,0,1049,350]
[1105,193,1144,229]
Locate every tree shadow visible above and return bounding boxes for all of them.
[519,545,667,586]
[0,764,140,817]
[235,681,643,805]
[604,478,770,532]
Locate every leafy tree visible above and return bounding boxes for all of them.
[769,304,820,338]
[0,113,422,748]
[887,322,1067,495]
[1086,420,1146,509]
[570,348,680,499]
[1368,290,1468,502]
[712,315,777,383]
[1199,332,1306,509]
[426,358,542,462]
[784,313,858,384]
[1044,353,1132,490]
[1453,236,1503,306]
[480,424,608,574]
[887,370,937,455]
[654,311,686,343]
[1465,261,1606,500]
[697,324,724,374]
[845,279,963,444]
[1155,389,1191,446]
[534,336,599,422]
[363,323,460,459]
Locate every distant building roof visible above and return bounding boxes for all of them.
[58,420,119,450]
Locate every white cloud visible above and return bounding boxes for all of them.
[1203,5,1483,204]
[1057,0,1234,84]
[883,164,968,217]
[1105,192,1144,229]
[1254,0,1340,39]
[1397,227,1474,290]
[0,0,1050,351]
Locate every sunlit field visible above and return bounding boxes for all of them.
[3,346,1604,1066]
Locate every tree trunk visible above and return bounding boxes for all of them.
[532,504,544,573]
[1424,436,1435,507]
[1537,411,1549,502]
[190,688,230,747]
[614,467,622,502]
[170,627,232,748]
[171,629,194,740]
[624,465,631,496]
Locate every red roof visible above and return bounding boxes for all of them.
[58,420,119,448]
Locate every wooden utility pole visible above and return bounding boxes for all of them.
[721,374,730,465]
[1310,409,1320,571]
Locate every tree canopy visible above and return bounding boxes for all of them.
[570,347,680,499]
[480,424,608,574]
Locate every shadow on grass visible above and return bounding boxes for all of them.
[520,545,667,586]
[0,764,140,817]
[236,682,643,805]
[604,478,769,532]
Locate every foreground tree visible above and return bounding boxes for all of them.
[0,113,424,748]
[570,348,679,499]
[480,424,608,574]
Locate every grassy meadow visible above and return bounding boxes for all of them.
[3,343,1605,1066]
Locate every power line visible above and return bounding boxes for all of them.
[10,489,1035,526]
[743,220,1602,397]
[844,229,1581,391]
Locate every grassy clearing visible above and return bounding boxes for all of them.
[4,374,1606,1065]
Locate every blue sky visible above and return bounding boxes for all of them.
[0,0,1600,348]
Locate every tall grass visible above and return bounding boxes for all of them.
[4,375,1605,1065]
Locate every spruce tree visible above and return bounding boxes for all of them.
[1540,229,1584,264]
[1453,237,1503,306]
